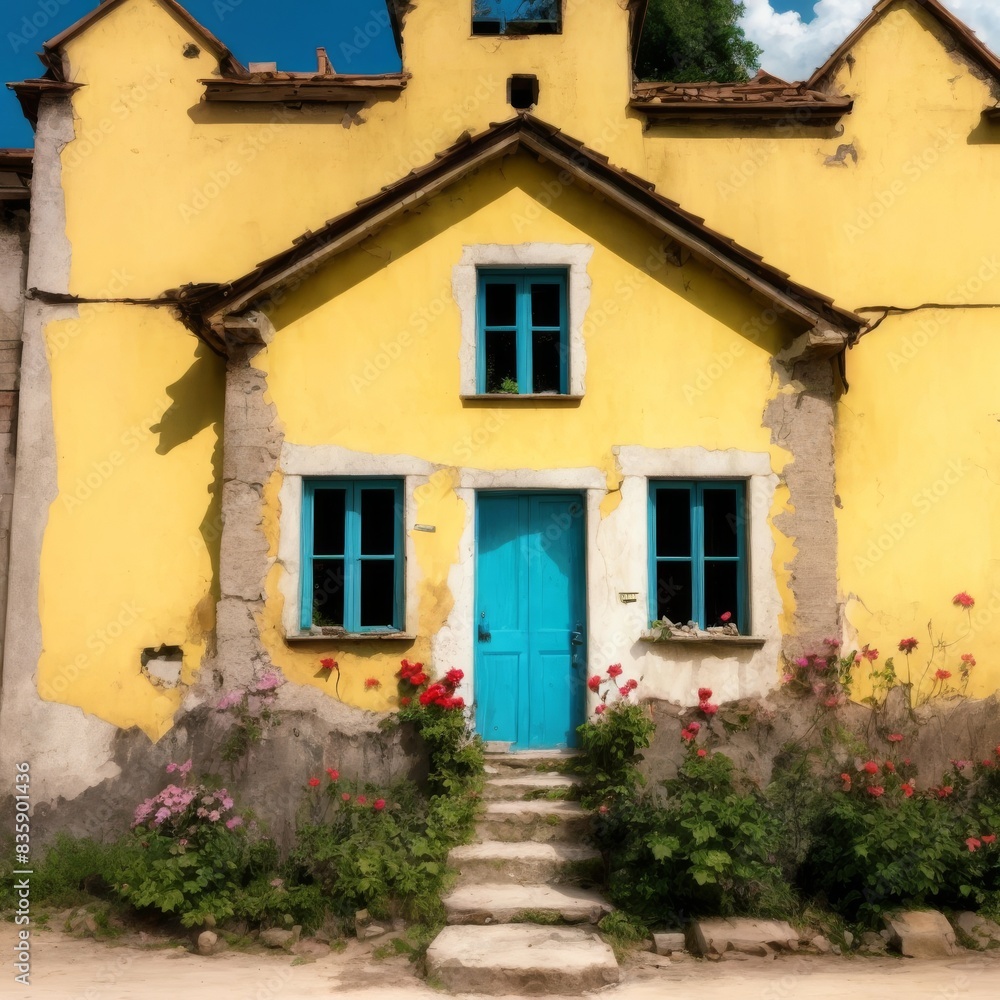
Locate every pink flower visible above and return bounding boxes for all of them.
[884,761,896,773]
[967,837,982,852]
[607,664,623,679]
[867,786,884,797]
[598,805,609,815]
[356,795,367,805]
[782,673,795,684]
[696,748,707,758]
[935,669,952,681]
[862,646,879,662]
[154,807,171,825]
[823,637,842,648]
[937,786,954,798]
[226,816,243,829]
[208,810,221,822]
[364,678,381,690]
[595,704,606,715]
[887,733,904,743]
[961,653,976,667]
[373,799,386,812]
[824,696,839,708]
[720,611,732,622]
[619,685,630,698]
[221,797,234,810]
[697,687,713,701]
[901,782,915,798]
[794,657,810,668]
[178,838,188,846]
[342,792,351,802]
[898,638,919,653]
[953,592,975,608]
[216,691,242,711]
[308,777,320,788]
[587,675,602,692]
[255,670,283,691]
[699,702,718,716]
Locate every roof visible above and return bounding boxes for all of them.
[0,149,32,202]
[808,0,1000,89]
[632,70,853,125]
[174,113,864,352]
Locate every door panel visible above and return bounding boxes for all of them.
[475,492,586,750]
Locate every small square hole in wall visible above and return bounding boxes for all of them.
[508,75,539,110]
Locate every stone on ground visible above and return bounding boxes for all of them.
[651,931,686,955]
[955,911,1000,948]
[884,910,959,958]
[426,924,619,996]
[688,917,798,956]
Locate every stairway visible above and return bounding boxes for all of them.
[426,753,620,995]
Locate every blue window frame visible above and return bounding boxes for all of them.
[472,0,561,35]
[648,481,747,632]
[300,479,404,633]
[476,269,568,395]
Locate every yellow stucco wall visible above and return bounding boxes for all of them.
[36,0,1000,733]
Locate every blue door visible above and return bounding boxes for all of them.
[475,492,587,750]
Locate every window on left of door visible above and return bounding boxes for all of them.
[300,479,404,633]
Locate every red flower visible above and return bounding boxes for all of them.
[320,658,338,671]
[862,646,879,662]
[697,749,707,758]
[419,683,447,706]
[700,702,719,716]
[619,685,631,698]
[373,799,386,812]
[444,668,464,687]
[686,721,701,734]
[680,728,695,743]
[887,733,904,743]
[867,786,885,797]
[901,782,915,798]
[961,653,976,667]
[356,795,367,805]
[720,611,732,622]
[308,777,320,788]
[698,687,713,701]
[598,805,609,815]
[983,759,995,768]
[325,768,340,781]
[595,704,606,716]
[587,675,602,692]
[953,592,975,608]
[898,638,919,653]
[627,678,639,692]
[607,664,623,679]
[937,786,954,798]
[364,678,381,690]
[410,672,428,686]
[400,696,411,707]
[982,834,997,845]
[884,761,896,773]
[824,696,839,708]
[840,773,852,790]
[935,669,952,681]
[341,792,351,802]
[862,761,879,775]
[966,837,982,852]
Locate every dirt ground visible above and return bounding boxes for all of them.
[3,923,1000,1000]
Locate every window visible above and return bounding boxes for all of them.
[477,269,568,394]
[300,479,404,633]
[649,481,747,632]
[472,0,561,35]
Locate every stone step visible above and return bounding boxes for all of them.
[483,772,581,801]
[476,800,590,843]
[426,924,619,996]
[450,840,602,886]
[484,751,582,777]
[442,882,612,925]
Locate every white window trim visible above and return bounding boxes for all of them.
[452,243,593,397]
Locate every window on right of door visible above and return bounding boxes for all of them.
[649,480,747,632]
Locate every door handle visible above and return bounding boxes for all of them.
[478,613,491,643]
[570,623,584,646]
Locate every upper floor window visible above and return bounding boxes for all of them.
[473,0,561,35]
[649,481,747,632]
[477,269,568,395]
[300,479,404,633]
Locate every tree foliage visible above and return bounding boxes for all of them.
[636,0,763,83]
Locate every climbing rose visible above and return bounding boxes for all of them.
[982,834,997,845]
[587,675,602,692]
[953,592,975,608]
[898,638,919,653]
[308,777,320,788]
[887,733,904,743]
[595,704,606,715]
[967,837,982,852]
[935,669,952,681]
[320,658,338,671]
[862,761,879,774]
[364,678,381,689]
[373,799,386,812]
[901,782,915,798]
[326,768,339,781]
[720,611,732,622]
[607,664,623,679]
[698,687,713,701]
[867,786,885,797]
[697,749,707,758]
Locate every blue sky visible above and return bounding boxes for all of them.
[3,1,999,147]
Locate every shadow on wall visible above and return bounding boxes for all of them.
[151,340,225,601]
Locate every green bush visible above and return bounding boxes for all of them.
[598,747,795,923]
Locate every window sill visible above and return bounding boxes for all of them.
[460,394,583,405]
[286,631,416,643]
[639,632,767,649]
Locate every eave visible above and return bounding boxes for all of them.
[200,73,408,105]
[0,148,32,203]
[7,79,81,129]
[629,99,853,127]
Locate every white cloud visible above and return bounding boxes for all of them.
[739,0,1000,82]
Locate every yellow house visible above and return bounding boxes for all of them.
[1,0,999,830]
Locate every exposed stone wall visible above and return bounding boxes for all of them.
[764,355,841,657]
